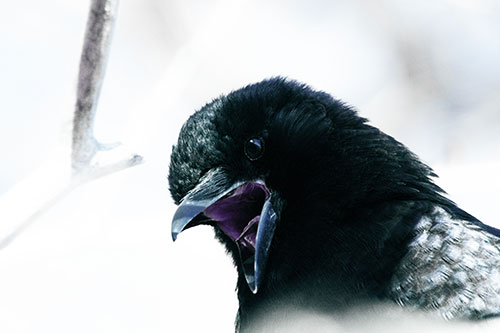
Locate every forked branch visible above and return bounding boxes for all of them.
[0,0,142,250]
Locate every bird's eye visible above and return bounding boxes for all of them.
[244,137,265,161]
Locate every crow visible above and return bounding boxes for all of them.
[168,77,500,331]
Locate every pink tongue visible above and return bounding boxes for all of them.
[236,215,260,249]
[203,183,268,252]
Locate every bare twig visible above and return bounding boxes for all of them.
[72,0,140,175]
[0,0,143,250]
[72,0,118,173]
[0,183,74,250]
[72,0,142,181]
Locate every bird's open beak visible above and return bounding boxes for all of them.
[171,168,277,294]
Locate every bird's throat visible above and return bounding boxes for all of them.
[204,183,268,253]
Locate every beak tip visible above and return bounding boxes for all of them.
[172,231,178,242]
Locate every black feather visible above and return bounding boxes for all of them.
[168,77,500,331]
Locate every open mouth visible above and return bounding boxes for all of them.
[204,182,270,253]
[171,171,277,293]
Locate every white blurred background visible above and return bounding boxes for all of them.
[0,0,499,332]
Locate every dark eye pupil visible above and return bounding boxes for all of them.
[244,137,264,161]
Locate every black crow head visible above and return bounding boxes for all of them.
[168,78,449,308]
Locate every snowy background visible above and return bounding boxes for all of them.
[1,0,500,332]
